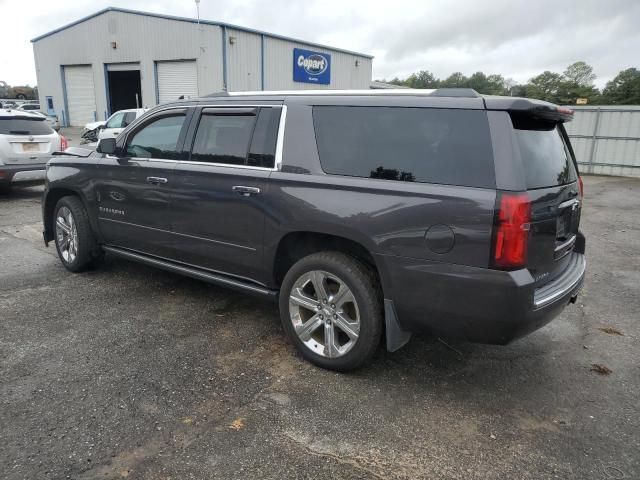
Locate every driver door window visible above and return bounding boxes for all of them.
[125,113,186,159]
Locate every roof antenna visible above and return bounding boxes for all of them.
[195,0,200,24]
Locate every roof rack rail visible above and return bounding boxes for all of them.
[430,88,479,98]
[202,88,480,98]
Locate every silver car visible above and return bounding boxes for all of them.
[0,109,65,190]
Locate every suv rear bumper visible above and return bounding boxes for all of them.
[377,251,585,344]
[0,163,47,186]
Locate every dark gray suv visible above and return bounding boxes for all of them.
[42,89,586,370]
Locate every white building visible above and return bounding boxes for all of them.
[31,7,373,126]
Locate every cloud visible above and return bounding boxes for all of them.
[1,0,638,89]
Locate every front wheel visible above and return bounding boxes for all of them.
[279,252,383,371]
[53,196,100,272]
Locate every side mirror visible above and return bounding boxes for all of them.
[97,138,117,155]
[97,124,106,129]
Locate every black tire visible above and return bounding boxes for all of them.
[53,196,100,272]
[279,251,383,371]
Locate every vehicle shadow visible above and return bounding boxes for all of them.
[96,254,563,407]
[0,185,44,200]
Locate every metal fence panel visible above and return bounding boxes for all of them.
[565,106,640,177]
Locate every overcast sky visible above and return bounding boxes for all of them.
[1,0,639,89]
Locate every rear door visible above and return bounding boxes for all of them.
[169,105,281,283]
[510,115,581,286]
[95,108,191,260]
[0,116,59,165]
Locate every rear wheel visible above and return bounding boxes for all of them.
[279,252,382,371]
[53,196,100,272]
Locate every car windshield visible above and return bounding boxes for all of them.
[0,117,54,135]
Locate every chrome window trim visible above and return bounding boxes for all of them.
[109,104,287,172]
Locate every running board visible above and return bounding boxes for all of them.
[102,246,278,300]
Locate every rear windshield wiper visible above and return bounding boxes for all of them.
[9,130,30,135]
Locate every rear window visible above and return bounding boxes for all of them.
[312,106,495,188]
[0,117,53,135]
[511,116,577,189]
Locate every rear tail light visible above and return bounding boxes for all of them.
[60,135,68,151]
[492,192,531,270]
[578,175,584,199]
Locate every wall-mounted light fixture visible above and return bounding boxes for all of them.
[229,36,236,45]
[110,41,117,49]
[355,59,360,67]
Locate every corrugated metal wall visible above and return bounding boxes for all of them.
[33,10,373,126]
[565,106,640,177]
[226,28,262,91]
[263,37,372,90]
[33,10,223,125]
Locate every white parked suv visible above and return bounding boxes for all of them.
[0,109,66,190]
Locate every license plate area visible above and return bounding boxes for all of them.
[21,142,40,152]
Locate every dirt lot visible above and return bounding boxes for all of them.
[1,176,638,479]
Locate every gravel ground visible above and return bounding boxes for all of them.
[1,176,638,480]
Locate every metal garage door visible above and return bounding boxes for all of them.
[64,65,97,126]
[156,61,198,104]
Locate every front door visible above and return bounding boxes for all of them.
[96,108,190,259]
[170,106,281,284]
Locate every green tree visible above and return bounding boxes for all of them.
[406,70,440,89]
[467,72,489,92]
[601,68,640,104]
[563,61,597,86]
[526,71,564,102]
[441,72,468,88]
[510,84,528,97]
[486,74,508,95]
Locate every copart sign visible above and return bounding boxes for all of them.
[293,48,331,85]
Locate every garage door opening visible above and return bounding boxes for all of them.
[107,69,142,113]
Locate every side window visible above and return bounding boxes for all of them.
[190,113,256,165]
[248,108,280,168]
[125,113,186,159]
[312,106,495,188]
[105,112,125,129]
[123,112,137,127]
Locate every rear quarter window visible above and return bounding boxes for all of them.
[0,118,54,135]
[312,106,495,188]
[511,115,577,189]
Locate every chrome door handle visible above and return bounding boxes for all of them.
[232,185,260,196]
[146,176,168,185]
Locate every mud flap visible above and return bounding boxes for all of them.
[384,299,412,352]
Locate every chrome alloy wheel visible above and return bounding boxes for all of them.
[55,206,78,263]
[288,270,361,358]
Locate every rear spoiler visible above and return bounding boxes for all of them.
[483,96,574,123]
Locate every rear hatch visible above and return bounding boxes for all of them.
[510,113,582,287]
[0,115,59,165]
